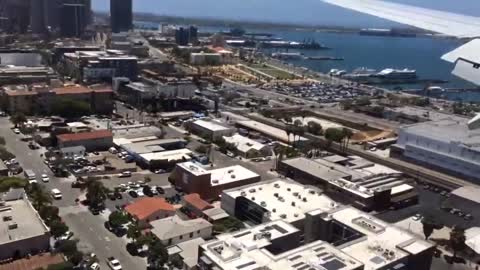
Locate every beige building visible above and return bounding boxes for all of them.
[150,215,212,247]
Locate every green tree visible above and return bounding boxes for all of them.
[421,216,436,240]
[0,177,27,192]
[195,145,209,154]
[339,99,354,110]
[169,253,184,269]
[39,205,60,224]
[85,180,107,209]
[26,183,52,210]
[127,222,142,245]
[57,240,79,257]
[148,241,169,269]
[11,113,27,127]
[108,211,129,228]
[341,128,354,152]
[0,147,15,161]
[50,220,69,238]
[449,226,466,259]
[307,121,322,135]
[325,128,345,143]
[47,262,75,270]
[355,97,372,106]
[0,136,6,145]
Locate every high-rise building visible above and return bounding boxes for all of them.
[175,26,199,46]
[1,0,30,33]
[30,0,46,33]
[110,0,132,33]
[60,3,86,37]
[43,0,61,29]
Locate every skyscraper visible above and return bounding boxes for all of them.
[60,3,86,37]
[110,0,132,33]
[30,0,46,33]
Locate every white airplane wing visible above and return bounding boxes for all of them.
[321,0,480,85]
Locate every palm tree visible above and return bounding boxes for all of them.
[127,221,142,246]
[450,226,466,259]
[285,126,292,146]
[342,128,353,152]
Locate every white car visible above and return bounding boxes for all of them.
[90,262,100,270]
[51,188,62,200]
[13,128,20,134]
[29,179,38,184]
[58,231,74,241]
[41,174,50,182]
[107,257,122,270]
[412,214,422,221]
[136,188,145,197]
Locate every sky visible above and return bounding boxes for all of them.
[93,0,480,27]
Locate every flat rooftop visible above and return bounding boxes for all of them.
[223,134,267,153]
[329,207,433,270]
[282,157,410,198]
[150,215,212,241]
[140,149,192,162]
[236,120,308,143]
[193,120,232,132]
[451,186,480,204]
[400,117,480,148]
[0,198,49,246]
[120,138,185,154]
[201,220,362,270]
[177,162,259,186]
[167,238,206,269]
[223,179,340,224]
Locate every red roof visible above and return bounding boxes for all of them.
[93,88,114,93]
[183,193,213,211]
[0,253,64,270]
[57,129,112,142]
[125,198,175,221]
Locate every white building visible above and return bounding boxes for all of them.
[392,116,480,182]
[189,120,235,141]
[236,120,309,145]
[167,238,206,270]
[223,134,271,158]
[217,179,435,270]
[150,215,212,247]
[190,52,223,66]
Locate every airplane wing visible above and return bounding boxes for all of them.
[321,0,480,85]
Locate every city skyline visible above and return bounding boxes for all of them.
[92,0,480,27]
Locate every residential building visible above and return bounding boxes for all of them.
[278,156,417,211]
[392,116,480,183]
[0,85,114,115]
[150,215,212,246]
[236,120,309,145]
[0,195,50,260]
[170,162,261,201]
[110,0,132,33]
[125,197,175,228]
[223,134,271,158]
[167,238,205,270]
[60,146,86,159]
[57,129,113,151]
[189,120,235,141]
[182,193,213,217]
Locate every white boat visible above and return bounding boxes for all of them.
[271,52,303,60]
[376,68,417,79]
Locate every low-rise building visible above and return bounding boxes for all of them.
[0,85,114,115]
[0,66,57,84]
[190,52,222,66]
[189,120,235,141]
[170,162,261,201]
[182,193,213,217]
[223,134,271,158]
[60,146,86,159]
[167,238,206,270]
[278,156,417,211]
[57,130,113,151]
[125,197,176,228]
[150,215,213,247]
[0,195,50,260]
[139,148,193,170]
[119,80,197,106]
[218,180,435,270]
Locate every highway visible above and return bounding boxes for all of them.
[0,118,146,270]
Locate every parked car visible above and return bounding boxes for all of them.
[41,174,50,183]
[90,262,100,270]
[58,231,74,241]
[128,190,138,198]
[51,189,62,200]
[156,186,165,194]
[412,214,422,221]
[119,171,132,178]
[13,128,20,134]
[107,257,122,270]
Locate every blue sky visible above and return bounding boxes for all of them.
[93,0,480,27]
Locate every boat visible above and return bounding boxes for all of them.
[376,68,417,80]
[329,69,347,76]
[306,56,344,61]
[271,52,304,60]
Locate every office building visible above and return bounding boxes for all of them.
[175,26,198,46]
[170,162,261,201]
[392,116,480,183]
[1,0,30,33]
[110,0,132,33]
[150,215,213,247]
[30,0,46,34]
[60,3,86,37]
[278,155,417,211]
[0,195,50,260]
[217,179,435,270]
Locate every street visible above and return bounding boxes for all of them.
[0,118,146,270]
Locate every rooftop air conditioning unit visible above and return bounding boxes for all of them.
[8,223,18,230]
[3,216,12,221]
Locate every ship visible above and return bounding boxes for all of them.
[376,68,417,80]
[271,52,304,60]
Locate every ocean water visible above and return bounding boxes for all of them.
[144,22,480,102]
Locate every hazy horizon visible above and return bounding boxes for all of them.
[93,0,480,28]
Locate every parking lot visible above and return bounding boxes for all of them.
[377,182,479,229]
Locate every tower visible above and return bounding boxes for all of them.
[110,0,132,33]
